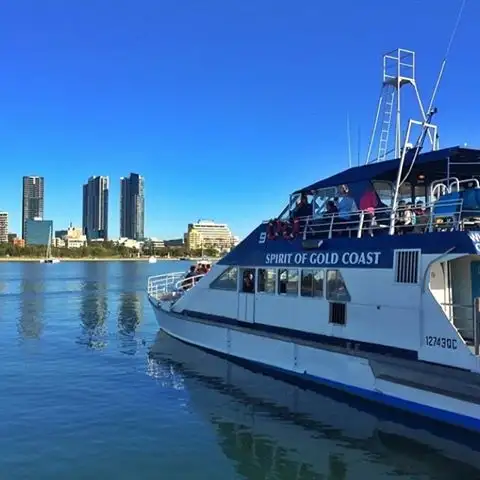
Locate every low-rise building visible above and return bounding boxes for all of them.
[115,237,141,249]
[0,212,8,243]
[185,219,236,252]
[55,226,87,248]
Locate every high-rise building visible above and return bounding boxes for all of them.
[22,176,44,239]
[82,176,109,241]
[0,212,8,243]
[120,173,144,240]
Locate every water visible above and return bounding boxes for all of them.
[0,261,479,480]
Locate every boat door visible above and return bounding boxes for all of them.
[238,268,255,323]
[471,261,480,301]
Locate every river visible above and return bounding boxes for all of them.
[0,260,478,479]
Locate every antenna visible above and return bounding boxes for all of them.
[426,0,467,117]
[347,113,352,168]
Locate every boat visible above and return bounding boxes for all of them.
[147,48,480,433]
[148,332,480,476]
[40,225,60,264]
[148,256,157,264]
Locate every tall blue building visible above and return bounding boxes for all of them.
[25,219,53,246]
[82,176,109,241]
[120,173,144,240]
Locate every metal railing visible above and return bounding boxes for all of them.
[265,197,478,241]
[147,271,206,302]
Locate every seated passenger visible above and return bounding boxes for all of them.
[292,193,313,219]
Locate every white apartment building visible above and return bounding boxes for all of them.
[185,219,235,252]
[0,212,8,243]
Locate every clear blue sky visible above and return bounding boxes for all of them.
[0,0,478,240]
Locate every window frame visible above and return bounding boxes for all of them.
[277,268,299,296]
[210,266,239,292]
[326,269,351,303]
[257,268,277,294]
[300,269,324,298]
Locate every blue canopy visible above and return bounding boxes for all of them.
[293,146,480,194]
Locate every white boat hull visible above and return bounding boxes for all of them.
[150,299,480,433]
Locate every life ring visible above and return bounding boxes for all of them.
[283,218,300,240]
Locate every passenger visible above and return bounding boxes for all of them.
[414,201,429,232]
[359,185,378,236]
[402,203,415,234]
[316,200,337,237]
[242,270,255,293]
[183,265,196,290]
[395,200,406,234]
[292,193,313,219]
[336,185,355,236]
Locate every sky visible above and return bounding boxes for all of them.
[0,0,479,240]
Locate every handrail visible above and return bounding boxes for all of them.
[174,274,205,290]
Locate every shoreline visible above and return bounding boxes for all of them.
[0,257,190,263]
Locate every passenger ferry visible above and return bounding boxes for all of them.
[147,49,480,433]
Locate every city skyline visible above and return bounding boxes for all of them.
[1,2,479,241]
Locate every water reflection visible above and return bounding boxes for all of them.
[148,332,480,480]
[117,262,143,355]
[18,263,45,340]
[78,262,108,349]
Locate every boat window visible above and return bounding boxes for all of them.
[278,269,299,296]
[326,270,351,302]
[257,268,276,294]
[210,266,238,291]
[373,181,393,206]
[240,268,255,294]
[301,269,324,297]
[397,182,413,203]
[312,188,338,217]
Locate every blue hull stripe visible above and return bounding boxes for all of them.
[161,326,480,434]
[181,309,418,361]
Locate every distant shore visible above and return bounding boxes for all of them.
[0,257,190,263]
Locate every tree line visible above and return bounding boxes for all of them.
[0,242,219,259]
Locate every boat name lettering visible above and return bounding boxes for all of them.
[469,232,480,253]
[265,251,381,266]
[424,336,458,350]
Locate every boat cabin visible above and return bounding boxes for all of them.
[270,146,480,240]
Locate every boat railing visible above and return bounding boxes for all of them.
[147,272,206,302]
[304,199,468,240]
[174,274,205,290]
[147,271,186,300]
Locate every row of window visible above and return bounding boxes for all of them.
[210,266,351,303]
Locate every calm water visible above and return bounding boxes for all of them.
[0,261,479,480]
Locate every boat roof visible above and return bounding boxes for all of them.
[294,146,480,194]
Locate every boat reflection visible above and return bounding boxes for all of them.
[148,331,480,480]
[18,264,45,340]
[117,262,144,355]
[78,262,108,350]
